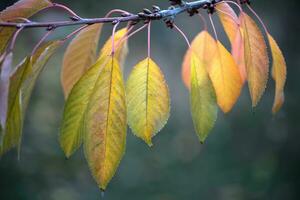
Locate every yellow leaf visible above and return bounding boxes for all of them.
[84,56,126,190]
[216,2,239,45]
[60,56,108,158]
[182,31,216,89]
[241,12,269,106]
[190,53,218,143]
[99,28,129,68]
[126,58,170,146]
[61,24,102,98]
[1,41,61,156]
[267,34,287,114]
[209,41,243,113]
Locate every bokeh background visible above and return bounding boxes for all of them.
[0,0,299,199]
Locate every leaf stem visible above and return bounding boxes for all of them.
[111,22,120,55]
[147,21,151,58]
[209,14,218,41]
[246,4,269,34]
[31,30,54,55]
[173,24,191,48]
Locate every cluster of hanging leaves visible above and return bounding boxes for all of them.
[182,2,287,142]
[0,0,286,191]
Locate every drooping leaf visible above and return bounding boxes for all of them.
[232,25,247,83]
[241,12,269,106]
[216,2,239,45]
[267,34,287,114]
[83,56,126,190]
[216,4,246,83]
[61,24,102,98]
[208,41,243,113]
[0,52,12,136]
[60,56,108,158]
[182,31,216,89]
[190,53,218,143]
[126,57,170,146]
[60,29,129,158]
[0,0,52,54]
[99,28,129,68]
[0,41,61,156]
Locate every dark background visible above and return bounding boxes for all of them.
[0,0,299,199]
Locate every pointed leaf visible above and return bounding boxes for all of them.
[190,53,218,143]
[267,34,287,114]
[241,13,269,106]
[209,41,243,113]
[182,31,216,89]
[83,56,126,190]
[61,24,102,98]
[0,41,61,156]
[126,58,170,146]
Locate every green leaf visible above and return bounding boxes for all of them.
[60,56,108,158]
[126,57,170,146]
[190,53,218,143]
[0,41,61,156]
[60,29,129,158]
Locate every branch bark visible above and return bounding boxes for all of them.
[0,0,223,30]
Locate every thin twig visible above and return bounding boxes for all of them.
[0,0,223,29]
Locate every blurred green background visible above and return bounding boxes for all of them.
[0,0,299,199]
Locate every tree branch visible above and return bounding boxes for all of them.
[0,0,223,30]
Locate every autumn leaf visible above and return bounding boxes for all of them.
[0,0,52,54]
[232,25,247,83]
[60,29,128,158]
[60,57,108,158]
[126,58,170,146]
[216,4,246,83]
[267,34,287,113]
[208,41,243,113]
[241,12,269,106]
[61,24,102,98]
[182,31,216,89]
[83,56,126,190]
[216,2,239,45]
[0,40,61,156]
[190,53,218,143]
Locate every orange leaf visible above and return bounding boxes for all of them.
[267,34,287,114]
[232,25,247,83]
[241,12,269,106]
[208,41,243,113]
[182,31,216,89]
[216,2,239,45]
